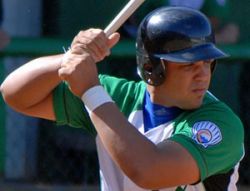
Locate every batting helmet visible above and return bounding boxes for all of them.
[136,6,228,86]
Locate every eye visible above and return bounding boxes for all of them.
[204,60,213,68]
[204,59,214,64]
[183,63,194,71]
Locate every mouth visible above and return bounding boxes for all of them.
[192,88,207,96]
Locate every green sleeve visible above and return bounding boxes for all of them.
[52,75,146,133]
[99,74,146,117]
[53,82,95,134]
[169,101,244,181]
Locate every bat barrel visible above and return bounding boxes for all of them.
[104,0,145,36]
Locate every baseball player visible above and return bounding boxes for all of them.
[1,7,244,191]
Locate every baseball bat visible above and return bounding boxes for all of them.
[104,0,145,36]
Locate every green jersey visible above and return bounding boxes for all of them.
[53,75,244,191]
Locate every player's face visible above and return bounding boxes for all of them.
[149,60,213,109]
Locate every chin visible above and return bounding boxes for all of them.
[181,100,203,110]
[182,105,201,110]
[190,104,202,110]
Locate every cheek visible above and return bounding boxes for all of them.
[166,74,191,95]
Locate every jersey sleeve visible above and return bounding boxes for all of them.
[99,74,146,117]
[52,75,146,133]
[169,102,244,181]
[53,81,95,134]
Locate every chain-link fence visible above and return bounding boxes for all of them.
[37,119,99,186]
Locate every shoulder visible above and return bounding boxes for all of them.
[99,74,146,98]
[99,74,147,116]
[181,91,244,142]
[171,92,244,178]
[197,92,243,131]
[174,91,244,158]
[99,74,146,90]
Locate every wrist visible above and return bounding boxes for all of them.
[81,85,114,112]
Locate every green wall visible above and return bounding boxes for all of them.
[57,0,126,38]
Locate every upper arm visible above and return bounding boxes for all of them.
[0,54,63,120]
[15,92,56,120]
[139,139,200,189]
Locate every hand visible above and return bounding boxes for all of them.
[58,28,120,97]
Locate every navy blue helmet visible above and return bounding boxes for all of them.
[136,6,228,86]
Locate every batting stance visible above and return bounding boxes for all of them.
[1,7,244,191]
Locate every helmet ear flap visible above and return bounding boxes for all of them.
[137,54,166,86]
[211,61,217,74]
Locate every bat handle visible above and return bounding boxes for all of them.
[104,0,145,37]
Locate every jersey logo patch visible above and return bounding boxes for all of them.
[192,121,222,148]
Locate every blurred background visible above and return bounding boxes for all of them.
[0,0,250,190]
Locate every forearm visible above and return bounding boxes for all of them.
[90,103,158,185]
[1,54,63,110]
[89,102,200,189]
